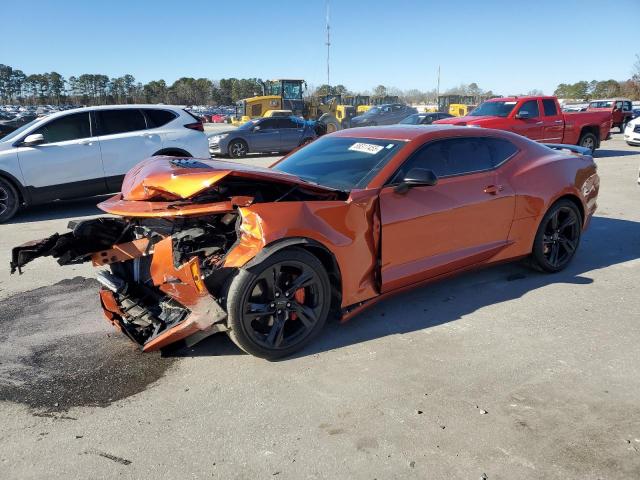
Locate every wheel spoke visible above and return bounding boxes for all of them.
[549,243,560,265]
[559,215,576,231]
[265,318,286,347]
[559,237,576,254]
[244,302,275,319]
[292,303,317,329]
[288,270,313,293]
[550,211,559,231]
[261,264,281,297]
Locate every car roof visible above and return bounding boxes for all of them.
[36,104,183,121]
[331,124,536,145]
[486,96,557,102]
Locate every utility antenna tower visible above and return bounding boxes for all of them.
[325,0,331,87]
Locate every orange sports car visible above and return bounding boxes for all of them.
[10,126,599,359]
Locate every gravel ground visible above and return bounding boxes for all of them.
[0,132,638,479]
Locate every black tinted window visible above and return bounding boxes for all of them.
[97,109,146,135]
[542,99,558,116]
[518,100,539,118]
[259,119,279,130]
[484,138,518,166]
[396,138,494,180]
[277,118,299,129]
[144,109,177,128]
[34,112,91,143]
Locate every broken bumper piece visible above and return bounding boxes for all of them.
[97,270,227,351]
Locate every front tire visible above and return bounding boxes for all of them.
[228,139,248,158]
[225,248,331,359]
[0,177,19,223]
[529,200,582,273]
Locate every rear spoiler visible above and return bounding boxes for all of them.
[543,143,592,157]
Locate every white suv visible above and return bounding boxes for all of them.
[0,105,209,222]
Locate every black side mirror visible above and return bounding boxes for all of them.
[515,110,530,119]
[394,168,438,193]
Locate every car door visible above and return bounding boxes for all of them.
[540,98,564,143]
[379,136,516,292]
[16,111,106,202]
[249,118,281,152]
[96,109,162,191]
[511,99,543,141]
[277,117,304,150]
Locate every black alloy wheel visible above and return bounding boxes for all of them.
[530,200,582,272]
[0,177,19,223]
[226,248,331,359]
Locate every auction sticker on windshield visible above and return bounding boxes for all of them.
[349,142,385,155]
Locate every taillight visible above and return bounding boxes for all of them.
[184,122,204,131]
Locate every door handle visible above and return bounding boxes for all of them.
[139,133,155,138]
[484,185,504,195]
[535,121,543,125]
[79,140,94,146]
[554,120,563,124]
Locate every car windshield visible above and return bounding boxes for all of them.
[364,107,380,116]
[400,114,424,125]
[0,118,40,143]
[469,101,517,117]
[273,136,405,191]
[589,101,613,108]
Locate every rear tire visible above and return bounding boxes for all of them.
[529,199,582,273]
[578,132,597,153]
[225,248,331,360]
[228,139,248,158]
[0,177,19,223]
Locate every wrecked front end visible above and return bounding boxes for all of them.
[10,157,346,351]
[11,214,236,351]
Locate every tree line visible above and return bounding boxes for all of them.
[2,57,639,106]
[0,64,264,106]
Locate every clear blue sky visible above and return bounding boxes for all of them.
[1,0,638,95]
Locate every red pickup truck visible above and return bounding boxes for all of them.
[434,96,612,152]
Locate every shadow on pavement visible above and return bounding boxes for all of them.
[595,149,638,158]
[5,196,109,224]
[184,215,640,359]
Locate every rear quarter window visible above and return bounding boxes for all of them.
[484,138,518,167]
[144,109,177,128]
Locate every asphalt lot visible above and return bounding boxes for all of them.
[0,132,639,479]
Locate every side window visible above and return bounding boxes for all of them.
[518,100,540,118]
[623,101,632,111]
[393,138,494,181]
[542,99,558,116]
[97,109,146,135]
[277,118,299,129]
[144,109,177,128]
[484,138,518,167]
[615,101,623,109]
[392,105,403,112]
[259,119,278,130]
[33,112,91,144]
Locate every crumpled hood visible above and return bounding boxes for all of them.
[119,156,333,201]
